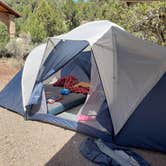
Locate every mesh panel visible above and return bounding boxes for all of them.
[79,54,105,115]
[77,53,109,132]
[37,39,61,82]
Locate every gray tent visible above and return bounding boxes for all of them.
[0,20,166,152]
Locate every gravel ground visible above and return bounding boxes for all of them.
[0,61,166,166]
[0,108,96,166]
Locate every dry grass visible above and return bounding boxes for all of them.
[0,57,24,69]
[0,58,19,90]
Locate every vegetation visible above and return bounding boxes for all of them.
[0,23,8,48]
[0,0,165,60]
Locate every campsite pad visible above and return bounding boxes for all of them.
[44,85,86,115]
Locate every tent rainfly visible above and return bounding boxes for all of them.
[0,20,166,152]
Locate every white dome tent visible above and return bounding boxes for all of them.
[0,20,166,153]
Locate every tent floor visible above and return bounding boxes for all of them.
[56,104,83,122]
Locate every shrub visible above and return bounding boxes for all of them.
[0,46,8,58]
[0,23,9,45]
[5,32,33,60]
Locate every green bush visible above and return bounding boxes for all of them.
[0,23,9,49]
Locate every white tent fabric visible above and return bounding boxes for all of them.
[55,20,124,45]
[22,43,46,109]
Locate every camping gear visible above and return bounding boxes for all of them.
[53,75,89,94]
[45,86,86,115]
[80,138,150,166]
[74,82,90,88]
[77,115,96,122]
[60,88,70,95]
[0,20,166,153]
[53,75,78,88]
[47,95,64,104]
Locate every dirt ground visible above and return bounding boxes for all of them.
[0,61,166,166]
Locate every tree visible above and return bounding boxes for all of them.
[22,14,46,43]
[0,23,9,47]
[63,0,79,30]
[34,0,67,37]
[129,3,166,46]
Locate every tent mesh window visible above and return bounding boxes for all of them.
[77,54,109,132]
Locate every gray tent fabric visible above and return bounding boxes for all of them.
[92,28,116,128]
[107,28,166,134]
[92,26,166,135]
[0,70,24,115]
